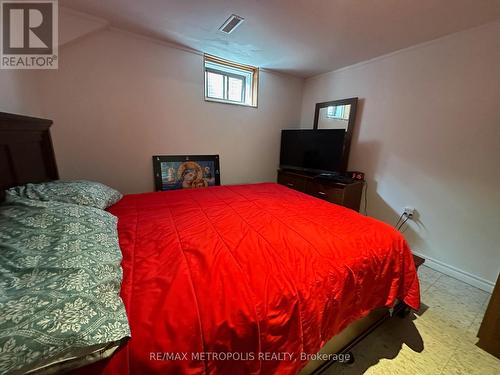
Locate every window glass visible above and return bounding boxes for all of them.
[204,55,258,107]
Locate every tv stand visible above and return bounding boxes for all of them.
[277,169,364,211]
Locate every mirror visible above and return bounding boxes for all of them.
[314,97,358,131]
[313,97,358,171]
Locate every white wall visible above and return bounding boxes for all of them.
[0,8,106,117]
[0,71,44,117]
[300,21,500,287]
[58,7,108,47]
[28,28,303,193]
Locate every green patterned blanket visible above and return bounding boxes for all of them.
[0,196,130,374]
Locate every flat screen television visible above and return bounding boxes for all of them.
[279,129,346,173]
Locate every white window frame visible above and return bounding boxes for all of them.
[204,54,259,108]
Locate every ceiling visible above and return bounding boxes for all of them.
[60,0,500,77]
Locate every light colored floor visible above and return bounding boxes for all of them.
[325,265,500,374]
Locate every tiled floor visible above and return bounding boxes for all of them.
[324,265,500,374]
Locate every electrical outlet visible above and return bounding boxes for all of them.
[404,207,415,217]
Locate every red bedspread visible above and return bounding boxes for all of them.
[101,183,419,374]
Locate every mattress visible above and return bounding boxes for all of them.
[89,183,420,374]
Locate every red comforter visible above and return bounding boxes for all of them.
[100,183,419,374]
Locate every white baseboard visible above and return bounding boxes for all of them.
[412,251,495,294]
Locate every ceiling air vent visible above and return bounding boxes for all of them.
[219,14,244,34]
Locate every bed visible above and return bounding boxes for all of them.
[0,112,420,374]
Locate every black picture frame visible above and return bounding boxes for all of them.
[153,155,221,191]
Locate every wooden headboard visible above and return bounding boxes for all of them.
[0,112,58,201]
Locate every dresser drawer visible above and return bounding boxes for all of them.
[277,170,363,211]
[277,172,307,192]
[306,182,344,205]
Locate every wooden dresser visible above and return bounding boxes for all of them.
[277,169,364,212]
[477,273,500,359]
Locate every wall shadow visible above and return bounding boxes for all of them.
[368,184,427,252]
[350,98,427,252]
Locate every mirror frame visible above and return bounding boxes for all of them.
[313,97,358,172]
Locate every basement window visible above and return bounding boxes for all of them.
[326,105,350,120]
[204,54,258,107]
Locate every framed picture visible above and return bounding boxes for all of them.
[153,155,221,191]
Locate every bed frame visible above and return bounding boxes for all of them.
[0,111,423,374]
[0,111,58,201]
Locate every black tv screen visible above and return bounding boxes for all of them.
[280,129,345,173]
